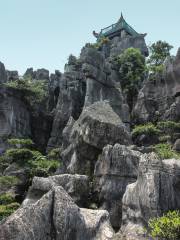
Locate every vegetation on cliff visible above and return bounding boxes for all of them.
[148,210,180,240]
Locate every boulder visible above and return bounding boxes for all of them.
[1,186,114,240]
[61,102,132,175]
[121,153,180,239]
[94,144,141,229]
[23,174,90,207]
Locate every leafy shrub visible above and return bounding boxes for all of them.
[0,193,15,205]
[85,37,110,50]
[148,210,180,240]
[154,143,180,159]
[132,123,161,138]
[47,148,61,160]
[5,148,34,165]
[0,202,20,221]
[5,76,48,105]
[0,176,19,187]
[7,138,33,147]
[157,121,180,134]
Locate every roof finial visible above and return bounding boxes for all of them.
[119,12,124,22]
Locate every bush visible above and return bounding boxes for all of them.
[148,210,180,240]
[5,148,34,165]
[0,193,15,205]
[85,37,110,50]
[157,121,180,133]
[132,123,161,138]
[154,143,180,159]
[7,138,33,147]
[47,148,61,160]
[0,202,20,221]
[5,76,48,105]
[0,176,19,187]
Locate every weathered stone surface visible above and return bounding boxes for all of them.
[35,68,49,80]
[110,35,149,57]
[0,190,53,240]
[61,102,131,175]
[133,48,180,123]
[0,87,31,153]
[23,174,90,207]
[53,187,114,240]
[121,153,180,239]
[0,62,7,84]
[80,47,130,127]
[47,69,86,149]
[173,138,180,152]
[6,70,19,82]
[94,144,141,229]
[1,186,114,240]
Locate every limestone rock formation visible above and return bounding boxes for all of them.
[121,153,180,239]
[133,48,180,123]
[61,102,131,175]
[1,186,114,240]
[0,62,7,84]
[94,144,141,229]
[23,174,90,207]
[0,87,31,153]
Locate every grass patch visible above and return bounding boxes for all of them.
[0,202,20,221]
[0,176,19,187]
[132,123,161,138]
[0,193,15,205]
[154,143,180,159]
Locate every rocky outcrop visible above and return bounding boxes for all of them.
[0,87,31,153]
[133,48,180,123]
[6,71,19,82]
[94,144,141,229]
[24,68,49,81]
[61,102,131,175]
[0,62,7,84]
[110,35,149,58]
[47,56,86,149]
[1,186,114,240]
[121,153,180,239]
[23,174,90,207]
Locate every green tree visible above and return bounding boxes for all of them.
[148,40,173,66]
[115,48,146,109]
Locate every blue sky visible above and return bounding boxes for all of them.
[0,0,179,75]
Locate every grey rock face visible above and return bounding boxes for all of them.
[35,68,49,80]
[0,87,31,153]
[0,190,53,240]
[94,144,141,229]
[121,153,180,238]
[0,62,7,83]
[47,65,86,149]
[80,47,130,127]
[133,48,180,123]
[61,102,132,175]
[173,138,180,152]
[110,35,149,57]
[23,174,90,207]
[1,186,114,240]
[6,71,19,82]
[24,68,49,81]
